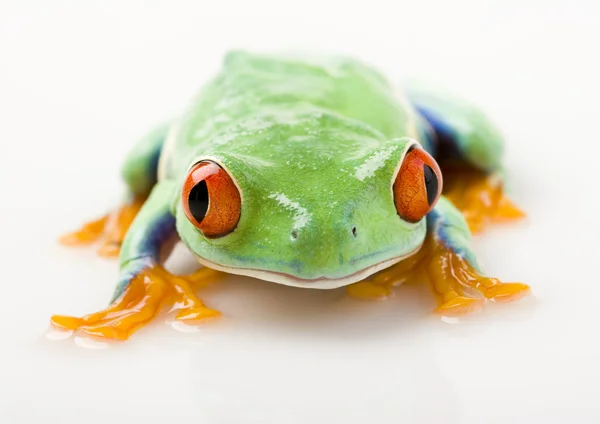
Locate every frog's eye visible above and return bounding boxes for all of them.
[393,146,443,222]
[182,161,241,238]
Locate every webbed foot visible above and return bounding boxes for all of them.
[347,239,529,316]
[442,168,524,233]
[51,266,223,340]
[59,196,147,257]
[425,243,529,315]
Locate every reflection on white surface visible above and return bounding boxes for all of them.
[170,320,202,333]
[45,329,73,340]
[73,336,110,350]
[440,316,461,325]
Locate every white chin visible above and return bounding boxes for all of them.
[195,251,417,289]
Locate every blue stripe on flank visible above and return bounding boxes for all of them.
[416,115,437,156]
[415,106,457,141]
[146,146,162,188]
[111,212,176,302]
[426,202,481,272]
[415,106,465,163]
[427,207,455,250]
[136,212,176,260]
[112,258,154,302]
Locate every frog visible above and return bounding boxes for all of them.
[52,51,529,340]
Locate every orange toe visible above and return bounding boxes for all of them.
[97,242,121,257]
[175,306,221,322]
[346,281,392,300]
[59,216,109,246]
[435,296,484,315]
[485,282,531,302]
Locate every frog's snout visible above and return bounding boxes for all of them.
[194,219,410,289]
[290,225,358,242]
[279,220,367,279]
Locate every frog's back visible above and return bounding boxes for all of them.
[162,51,419,180]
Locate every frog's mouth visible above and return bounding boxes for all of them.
[194,246,421,289]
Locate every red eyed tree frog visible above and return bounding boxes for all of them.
[52,51,529,340]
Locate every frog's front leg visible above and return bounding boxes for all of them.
[51,182,222,340]
[422,197,529,314]
[348,197,529,314]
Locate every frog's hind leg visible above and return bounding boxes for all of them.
[407,84,524,233]
[60,124,169,257]
[441,167,524,234]
[60,195,147,257]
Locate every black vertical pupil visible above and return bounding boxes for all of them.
[188,181,209,223]
[423,165,438,206]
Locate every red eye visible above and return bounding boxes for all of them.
[182,161,241,238]
[393,146,443,222]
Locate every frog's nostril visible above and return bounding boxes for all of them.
[351,226,358,238]
[291,230,299,241]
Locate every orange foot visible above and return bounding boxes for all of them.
[59,196,147,257]
[50,266,223,340]
[425,243,529,315]
[347,239,529,316]
[442,167,525,233]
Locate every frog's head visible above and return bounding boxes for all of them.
[175,137,442,288]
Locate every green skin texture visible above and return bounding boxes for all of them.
[117,51,504,297]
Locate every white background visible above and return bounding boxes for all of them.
[1,1,599,423]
